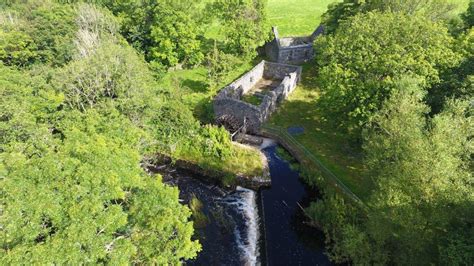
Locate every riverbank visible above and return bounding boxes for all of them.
[152,139,331,265]
[150,144,271,191]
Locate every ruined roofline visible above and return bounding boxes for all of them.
[216,60,302,99]
[271,25,324,42]
[213,60,302,134]
[266,25,324,64]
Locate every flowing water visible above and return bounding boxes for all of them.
[260,141,331,265]
[157,139,331,265]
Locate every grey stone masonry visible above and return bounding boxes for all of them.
[214,60,302,134]
[265,25,324,64]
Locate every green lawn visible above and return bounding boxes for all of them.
[267,0,340,36]
[158,59,261,123]
[267,0,470,37]
[266,61,372,199]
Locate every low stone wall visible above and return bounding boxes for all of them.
[214,60,301,134]
[265,25,324,64]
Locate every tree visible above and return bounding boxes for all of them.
[311,78,473,265]
[0,63,201,264]
[429,27,474,112]
[208,0,269,58]
[205,41,241,89]
[0,28,39,67]
[321,0,461,34]
[315,12,459,137]
[462,0,474,29]
[104,0,204,67]
[361,79,473,264]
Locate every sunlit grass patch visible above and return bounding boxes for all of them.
[266,61,372,199]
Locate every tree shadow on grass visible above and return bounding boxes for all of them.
[181,79,209,94]
[193,96,214,124]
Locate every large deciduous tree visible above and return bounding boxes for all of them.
[321,0,462,34]
[104,0,204,68]
[361,79,473,264]
[315,12,459,137]
[0,1,77,67]
[208,0,269,58]
[0,64,201,264]
[309,78,473,265]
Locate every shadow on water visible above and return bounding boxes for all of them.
[260,143,331,266]
[154,140,331,265]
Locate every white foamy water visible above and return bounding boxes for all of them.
[259,137,276,150]
[221,186,260,266]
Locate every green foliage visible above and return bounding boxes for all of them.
[104,0,204,67]
[315,12,459,137]
[321,0,363,35]
[316,79,473,265]
[462,0,474,28]
[0,64,201,263]
[0,1,77,67]
[53,41,161,125]
[205,42,242,89]
[23,1,77,65]
[321,0,464,34]
[430,27,474,112]
[208,0,270,58]
[0,27,38,66]
[361,80,473,264]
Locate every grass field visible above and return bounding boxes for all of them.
[267,0,339,36]
[267,0,470,37]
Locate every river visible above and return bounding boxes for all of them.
[158,139,331,265]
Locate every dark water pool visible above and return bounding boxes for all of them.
[260,143,331,266]
[157,140,331,265]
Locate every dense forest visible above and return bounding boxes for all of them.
[1,0,473,265]
[1,0,267,263]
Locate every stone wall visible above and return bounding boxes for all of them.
[214,60,301,134]
[265,25,324,64]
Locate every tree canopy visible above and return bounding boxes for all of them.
[310,78,473,265]
[315,11,459,136]
[321,0,463,34]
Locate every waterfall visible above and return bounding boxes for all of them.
[221,187,260,266]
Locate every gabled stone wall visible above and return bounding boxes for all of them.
[214,60,301,134]
[265,25,324,64]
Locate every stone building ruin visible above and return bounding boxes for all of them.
[265,25,324,64]
[214,60,302,134]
